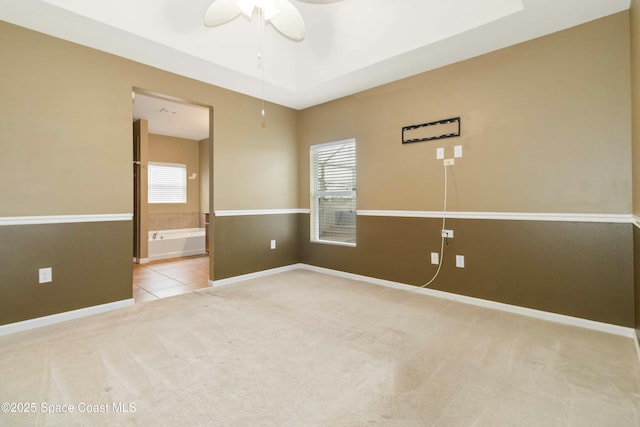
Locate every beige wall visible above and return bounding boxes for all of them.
[214,99,299,210]
[0,21,298,216]
[0,12,636,328]
[298,12,632,214]
[630,0,640,342]
[148,134,200,214]
[0,26,130,216]
[632,1,640,216]
[298,11,636,328]
[0,20,298,325]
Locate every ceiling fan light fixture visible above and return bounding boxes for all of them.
[236,0,280,21]
[261,3,280,21]
[236,0,255,17]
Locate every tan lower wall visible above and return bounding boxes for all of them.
[630,0,640,346]
[212,212,635,327]
[213,214,300,280]
[632,1,640,216]
[3,215,629,328]
[299,214,634,327]
[0,221,132,326]
[634,227,640,339]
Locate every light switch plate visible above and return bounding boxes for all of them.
[456,255,465,268]
[454,145,462,158]
[270,240,276,250]
[436,147,444,160]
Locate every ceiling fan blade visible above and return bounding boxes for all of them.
[270,0,305,41]
[204,0,242,27]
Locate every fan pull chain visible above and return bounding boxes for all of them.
[259,7,266,117]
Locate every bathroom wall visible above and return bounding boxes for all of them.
[199,138,210,228]
[147,133,201,230]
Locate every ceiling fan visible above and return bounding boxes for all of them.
[204,0,342,42]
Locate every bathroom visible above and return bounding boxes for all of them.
[132,91,212,265]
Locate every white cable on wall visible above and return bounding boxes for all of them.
[421,161,450,288]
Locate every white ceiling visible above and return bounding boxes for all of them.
[133,93,211,141]
[0,0,630,111]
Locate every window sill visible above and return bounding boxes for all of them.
[311,239,356,248]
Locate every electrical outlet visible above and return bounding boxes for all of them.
[436,147,444,160]
[456,255,465,268]
[454,145,462,158]
[441,229,454,238]
[444,158,455,166]
[39,267,52,284]
[270,239,276,250]
[430,252,439,265]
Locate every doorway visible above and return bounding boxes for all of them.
[132,88,213,302]
[132,256,210,302]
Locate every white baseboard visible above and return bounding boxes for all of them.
[209,264,302,288]
[0,299,135,337]
[212,263,636,339]
[299,265,635,338]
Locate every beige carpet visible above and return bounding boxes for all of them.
[1,269,639,426]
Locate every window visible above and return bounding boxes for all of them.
[310,139,356,245]
[148,162,187,204]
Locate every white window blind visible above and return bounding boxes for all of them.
[310,139,356,245]
[148,162,187,204]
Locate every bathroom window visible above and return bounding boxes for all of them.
[148,162,187,204]
[310,139,356,246]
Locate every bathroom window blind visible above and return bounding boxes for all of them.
[148,162,187,204]
[310,139,356,245]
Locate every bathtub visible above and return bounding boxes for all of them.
[148,228,206,261]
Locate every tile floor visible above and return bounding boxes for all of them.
[132,255,210,303]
